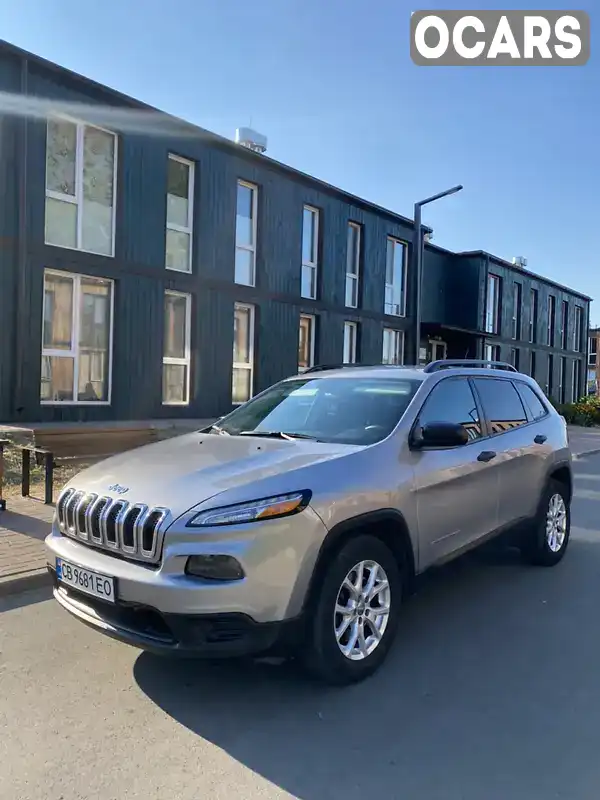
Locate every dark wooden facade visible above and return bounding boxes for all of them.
[0,41,592,423]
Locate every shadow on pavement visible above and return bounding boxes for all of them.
[0,510,51,541]
[0,585,52,613]
[134,540,600,800]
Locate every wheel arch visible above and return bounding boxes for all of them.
[547,461,573,504]
[300,509,416,618]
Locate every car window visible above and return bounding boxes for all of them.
[516,382,548,420]
[472,378,528,434]
[418,377,482,441]
[216,376,422,445]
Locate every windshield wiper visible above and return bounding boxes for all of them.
[207,424,230,436]
[238,430,319,441]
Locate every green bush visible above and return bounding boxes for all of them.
[552,394,600,427]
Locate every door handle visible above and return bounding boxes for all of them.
[477,450,497,463]
[534,434,547,444]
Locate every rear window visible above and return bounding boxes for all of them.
[472,378,528,434]
[216,376,422,445]
[516,382,548,420]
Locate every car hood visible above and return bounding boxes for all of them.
[62,431,356,518]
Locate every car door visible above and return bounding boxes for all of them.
[470,377,538,528]
[410,376,501,567]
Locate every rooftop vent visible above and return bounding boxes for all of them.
[512,256,528,268]
[235,127,267,154]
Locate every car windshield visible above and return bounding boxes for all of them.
[214,376,422,445]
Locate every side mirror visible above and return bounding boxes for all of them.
[411,421,469,449]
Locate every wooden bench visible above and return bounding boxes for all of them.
[0,418,216,508]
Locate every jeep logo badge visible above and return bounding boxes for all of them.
[108,483,130,495]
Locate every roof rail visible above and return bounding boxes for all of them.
[303,362,377,374]
[423,359,518,374]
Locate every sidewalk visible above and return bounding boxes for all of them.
[2,425,600,598]
[0,496,54,597]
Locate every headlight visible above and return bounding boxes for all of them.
[186,490,312,527]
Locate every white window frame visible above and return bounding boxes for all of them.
[345,222,361,309]
[574,306,583,352]
[573,358,581,401]
[547,295,556,346]
[512,282,521,340]
[384,237,407,317]
[529,288,538,343]
[301,205,319,300]
[560,300,568,350]
[166,154,195,274]
[232,302,255,405]
[484,343,501,362]
[589,335,597,366]
[559,356,566,403]
[485,274,501,334]
[41,268,114,406]
[45,115,118,258]
[382,328,404,365]
[298,314,316,372]
[162,290,192,406]
[343,321,358,363]
[235,180,258,286]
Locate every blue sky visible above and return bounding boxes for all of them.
[1,0,597,319]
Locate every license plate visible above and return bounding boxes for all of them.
[56,558,116,604]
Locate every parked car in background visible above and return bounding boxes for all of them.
[45,359,573,685]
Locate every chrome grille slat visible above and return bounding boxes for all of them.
[55,487,170,565]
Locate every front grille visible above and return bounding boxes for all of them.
[56,488,170,565]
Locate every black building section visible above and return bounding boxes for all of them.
[0,40,592,425]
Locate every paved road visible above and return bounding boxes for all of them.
[3,455,600,800]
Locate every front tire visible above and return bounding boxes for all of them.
[301,535,402,686]
[521,479,571,567]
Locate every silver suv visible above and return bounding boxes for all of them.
[45,359,572,685]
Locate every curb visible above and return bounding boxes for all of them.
[0,568,51,598]
[573,448,600,461]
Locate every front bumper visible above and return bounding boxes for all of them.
[48,567,301,658]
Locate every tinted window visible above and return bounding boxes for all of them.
[418,378,482,441]
[216,376,421,445]
[473,378,527,434]
[517,382,548,420]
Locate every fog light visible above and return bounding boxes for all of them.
[185,555,245,581]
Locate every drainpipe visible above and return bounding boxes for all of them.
[13,56,29,419]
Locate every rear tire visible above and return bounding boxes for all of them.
[521,479,571,567]
[301,535,402,686]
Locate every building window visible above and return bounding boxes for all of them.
[530,350,537,379]
[512,282,522,340]
[45,117,117,257]
[346,223,361,308]
[574,306,584,352]
[560,300,569,350]
[298,314,316,372]
[559,356,567,403]
[573,359,582,401]
[166,155,194,273]
[485,274,501,334]
[300,205,319,300]
[235,181,257,286]
[547,353,554,397]
[382,328,404,365]
[510,347,520,370]
[589,335,598,366]
[163,291,191,405]
[41,270,113,404]
[343,321,358,363]
[384,238,407,317]
[232,303,255,404]
[547,295,556,347]
[484,343,501,362]
[529,288,538,343]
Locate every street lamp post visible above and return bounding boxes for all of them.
[412,185,463,365]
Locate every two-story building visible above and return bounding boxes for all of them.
[0,40,592,425]
[588,327,599,395]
